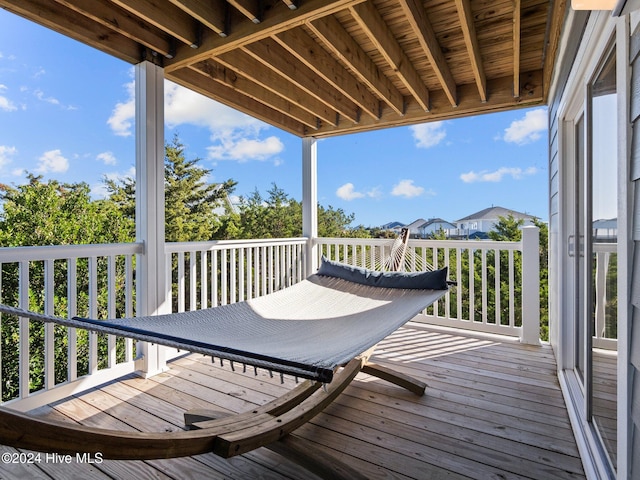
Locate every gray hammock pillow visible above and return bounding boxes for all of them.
[317,256,448,290]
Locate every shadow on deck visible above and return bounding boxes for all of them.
[0,323,585,479]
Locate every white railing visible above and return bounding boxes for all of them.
[593,242,617,350]
[316,226,541,343]
[165,238,307,312]
[0,243,142,410]
[1,232,549,411]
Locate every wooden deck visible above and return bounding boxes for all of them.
[0,323,585,479]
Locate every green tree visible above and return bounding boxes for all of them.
[105,134,237,242]
[0,174,135,399]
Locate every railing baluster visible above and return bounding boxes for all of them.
[19,260,29,399]
[230,248,237,304]
[221,249,228,306]
[44,259,55,390]
[212,250,218,307]
[481,250,487,324]
[190,251,197,310]
[67,258,78,381]
[201,250,208,309]
[178,252,185,312]
[88,256,98,374]
[107,255,116,368]
[125,254,133,362]
[495,249,501,325]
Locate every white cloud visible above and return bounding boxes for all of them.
[0,85,17,112]
[108,80,282,162]
[460,166,538,183]
[0,145,17,167]
[96,151,117,165]
[391,179,426,198]
[336,183,381,201]
[36,149,69,173]
[410,122,446,149]
[208,135,284,162]
[336,183,365,200]
[503,108,547,145]
[107,80,135,137]
[33,88,60,106]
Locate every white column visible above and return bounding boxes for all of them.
[302,137,318,276]
[520,226,540,345]
[135,61,168,376]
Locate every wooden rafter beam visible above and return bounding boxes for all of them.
[228,0,261,24]
[111,0,199,47]
[54,0,173,58]
[165,0,368,72]
[455,0,487,103]
[312,70,544,138]
[349,2,429,112]
[281,0,297,10]
[243,38,361,124]
[542,0,567,101]
[513,0,521,98]
[185,60,318,130]
[0,0,141,64]
[274,28,380,120]
[308,14,405,116]
[167,0,227,37]
[397,0,457,107]
[217,50,339,126]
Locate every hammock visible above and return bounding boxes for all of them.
[0,264,448,383]
[0,260,448,467]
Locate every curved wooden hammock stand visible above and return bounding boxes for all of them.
[0,352,425,465]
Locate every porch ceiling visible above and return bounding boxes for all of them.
[1,0,566,138]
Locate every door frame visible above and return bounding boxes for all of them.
[555,10,629,479]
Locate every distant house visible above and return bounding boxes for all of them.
[417,218,457,238]
[403,218,428,238]
[454,206,537,238]
[379,221,405,235]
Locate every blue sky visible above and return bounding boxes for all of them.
[0,10,548,228]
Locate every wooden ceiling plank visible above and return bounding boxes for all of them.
[312,69,545,138]
[167,0,227,37]
[165,0,368,72]
[513,0,521,98]
[228,0,261,24]
[308,14,405,116]
[54,0,173,58]
[217,49,340,126]
[0,0,141,63]
[187,60,318,130]
[171,66,306,136]
[111,0,198,47]
[243,38,361,123]
[349,2,429,112]
[397,0,457,107]
[455,0,487,103]
[275,28,380,120]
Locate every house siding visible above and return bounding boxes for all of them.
[630,22,640,479]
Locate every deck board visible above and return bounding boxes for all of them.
[0,323,586,479]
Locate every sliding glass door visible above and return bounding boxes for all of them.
[563,44,617,474]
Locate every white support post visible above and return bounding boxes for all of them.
[302,137,318,276]
[135,61,168,376]
[521,226,540,345]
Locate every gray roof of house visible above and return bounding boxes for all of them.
[418,218,457,229]
[456,206,536,222]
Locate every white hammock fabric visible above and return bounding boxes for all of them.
[0,274,447,383]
